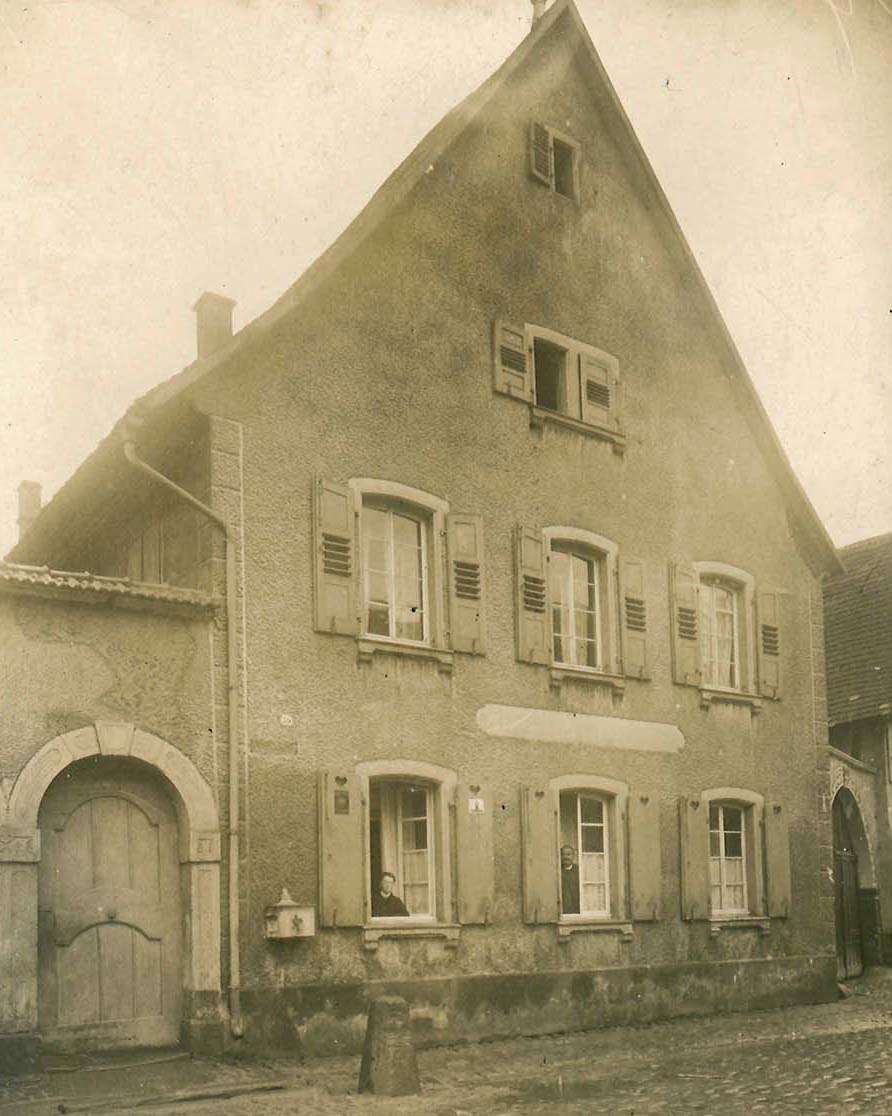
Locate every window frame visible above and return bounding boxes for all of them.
[700,787,765,926]
[709,802,748,916]
[544,527,621,686]
[350,479,449,655]
[551,774,628,932]
[368,778,437,923]
[526,325,619,431]
[693,562,756,697]
[357,760,457,935]
[530,121,580,201]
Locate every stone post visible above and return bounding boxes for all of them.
[357,996,420,1096]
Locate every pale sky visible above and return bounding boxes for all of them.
[1,0,890,558]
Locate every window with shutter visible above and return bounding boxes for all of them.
[515,526,550,665]
[620,557,649,679]
[757,591,782,699]
[314,477,358,637]
[670,564,701,687]
[528,121,579,200]
[492,320,533,401]
[685,788,768,925]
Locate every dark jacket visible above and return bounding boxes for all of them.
[371,890,410,918]
[561,864,580,915]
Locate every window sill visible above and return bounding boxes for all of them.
[357,637,454,674]
[557,919,634,943]
[549,666,625,694]
[362,922,461,951]
[708,916,770,937]
[529,406,626,455]
[699,687,762,716]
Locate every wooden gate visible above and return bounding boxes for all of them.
[38,758,182,1051]
[833,793,863,981]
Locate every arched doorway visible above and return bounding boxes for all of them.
[833,788,871,980]
[38,757,183,1051]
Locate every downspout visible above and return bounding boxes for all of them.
[121,429,245,1039]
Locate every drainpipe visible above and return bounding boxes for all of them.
[121,427,245,1040]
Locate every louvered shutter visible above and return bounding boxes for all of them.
[521,785,559,924]
[764,803,791,918]
[515,525,549,665]
[317,770,364,927]
[455,781,494,924]
[447,514,485,655]
[679,797,709,920]
[313,477,358,636]
[757,591,782,699]
[579,352,615,429]
[529,121,552,185]
[629,793,661,921]
[493,320,533,401]
[670,564,701,686]
[620,557,648,679]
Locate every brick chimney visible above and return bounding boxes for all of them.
[531,0,548,27]
[17,480,41,541]
[192,292,236,360]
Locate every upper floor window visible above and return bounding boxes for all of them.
[515,525,649,683]
[492,321,624,451]
[670,561,782,704]
[313,476,486,660]
[530,121,579,200]
[361,502,429,645]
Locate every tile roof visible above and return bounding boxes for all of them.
[0,562,215,612]
[824,532,892,725]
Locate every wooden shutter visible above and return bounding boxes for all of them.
[757,591,782,699]
[670,564,701,686]
[313,477,358,636]
[521,785,559,924]
[579,352,615,429]
[629,793,661,921]
[529,121,552,185]
[317,770,364,927]
[447,514,486,655]
[455,781,494,924]
[764,802,792,918]
[515,525,549,665]
[679,797,709,920]
[493,320,532,401]
[620,557,648,679]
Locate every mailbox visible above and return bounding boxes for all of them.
[264,888,316,940]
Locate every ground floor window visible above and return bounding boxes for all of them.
[369,779,435,919]
[709,802,748,914]
[559,790,610,917]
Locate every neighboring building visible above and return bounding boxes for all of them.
[824,532,892,979]
[0,0,842,1071]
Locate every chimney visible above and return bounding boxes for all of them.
[17,480,42,541]
[192,292,236,360]
[531,0,548,28]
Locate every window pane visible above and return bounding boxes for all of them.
[402,787,427,817]
[579,797,603,824]
[724,833,743,859]
[724,807,743,832]
[366,603,389,637]
[581,826,604,853]
[362,505,389,538]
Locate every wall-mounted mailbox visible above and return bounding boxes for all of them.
[264,888,316,940]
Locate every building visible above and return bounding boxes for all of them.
[0,0,842,1071]
[824,532,892,979]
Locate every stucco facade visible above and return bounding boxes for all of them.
[2,0,839,1067]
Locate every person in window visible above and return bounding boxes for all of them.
[560,845,580,915]
[371,871,410,918]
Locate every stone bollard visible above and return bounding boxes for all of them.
[357,995,420,1096]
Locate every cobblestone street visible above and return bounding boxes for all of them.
[4,972,892,1115]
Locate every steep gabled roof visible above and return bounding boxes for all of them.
[824,532,892,725]
[9,0,840,575]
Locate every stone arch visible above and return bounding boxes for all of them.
[832,784,875,888]
[0,723,222,1055]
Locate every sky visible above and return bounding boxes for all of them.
[1,0,890,557]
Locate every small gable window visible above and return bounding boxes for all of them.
[530,121,579,200]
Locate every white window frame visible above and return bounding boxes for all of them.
[531,122,581,200]
[551,774,628,926]
[544,527,620,677]
[350,479,449,651]
[693,562,756,695]
[709,802,748,916]
[700,787,765,923]
[368,778,436,923]
[357,759,457,930]
[573,791,610,918]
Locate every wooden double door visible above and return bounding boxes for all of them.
[38,757,183,1051]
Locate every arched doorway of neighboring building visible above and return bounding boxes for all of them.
[37,756,183,1051]
[833,787,871,981]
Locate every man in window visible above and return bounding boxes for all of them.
[560,844,580,915]
[371,871,410,918]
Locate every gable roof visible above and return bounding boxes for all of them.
[8,0,840,575]
[824,532,892,725]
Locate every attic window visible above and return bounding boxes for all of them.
[530,122,579,201]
